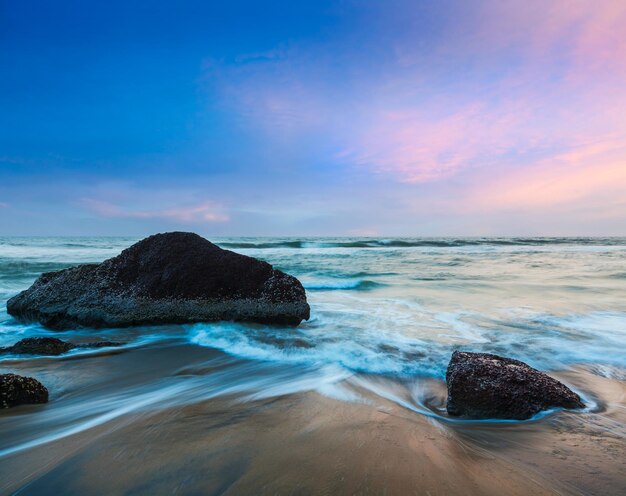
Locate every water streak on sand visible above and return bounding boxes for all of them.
[0,237,625,494]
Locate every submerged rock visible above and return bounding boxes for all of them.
[3,337,73,356]
[1,373,48,408]
[254,335,315,349]
[0,337,123,356]
[446,351,584,420]
[81,341,123,349]
[7,232,310,330]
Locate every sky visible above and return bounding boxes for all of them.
[1,0,626,237]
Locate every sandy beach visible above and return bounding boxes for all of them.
[2,342,624,495]
[2,236,626,495]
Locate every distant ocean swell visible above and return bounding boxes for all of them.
[303,279,383,290]
[218,237,626,249]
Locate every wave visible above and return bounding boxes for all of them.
[608,272,626,280]
[303,279,384,291]
[0,260,73,280]
[217,237,626,250]
[189,324,432,377]
[2,309,626,381]
[187,309,626,380]
[219,240,308,249]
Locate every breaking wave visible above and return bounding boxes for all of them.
[303,279,384,290]
[217,237,626,250]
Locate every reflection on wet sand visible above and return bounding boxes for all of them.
[1,343,624,495]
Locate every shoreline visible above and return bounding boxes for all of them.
[1,343,624,495]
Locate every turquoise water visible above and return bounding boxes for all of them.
[1,236,625,379]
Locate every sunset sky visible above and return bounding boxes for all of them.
[1,0,626,236]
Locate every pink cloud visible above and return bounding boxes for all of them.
[337,100,534,182]
[342,1,626,184]
[81,198,229,223]
[199,0,626,227]
[467,137,626,212]
[0,202,8,208]
[427,1,626,77]
[210,2,626,187]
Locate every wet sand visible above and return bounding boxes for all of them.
[1,343,625,495]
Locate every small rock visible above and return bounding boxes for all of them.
[1,373,48,408]
[78,341,123,349]
[6,337,74,356]
[446,351,584,420]
[254,335,315,349]
[0,337,124,356]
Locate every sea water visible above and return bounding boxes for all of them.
[1,236,626,459]
[1,236,625,378]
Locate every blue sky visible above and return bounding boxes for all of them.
[2,0,626,236]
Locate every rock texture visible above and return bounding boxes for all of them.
[1,373,49,408]
[7,232,310,330]
[0,337,123,356]
[446,351,584,420]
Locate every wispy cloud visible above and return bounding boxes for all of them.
[467,136,626,212]
[80,198,229,223]
[3,1,626,236]
[207,0,626,193]
[336,100,531,183]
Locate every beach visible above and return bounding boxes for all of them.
[1,344,624,495]
[1,237,626,494]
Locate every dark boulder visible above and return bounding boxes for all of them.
[446,351,584,420]
[4,337,73,355]
[0,337,123,356]
[1,373,48,408]
[7,232,310,330]
[81,341,123,349]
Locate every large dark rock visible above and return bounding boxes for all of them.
[446,351,584,420]
[0,337,123,356]
[1,374,48,408]
[7,232,310,330]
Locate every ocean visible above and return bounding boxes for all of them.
[2,236,626,378]
[1,236,626,494]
